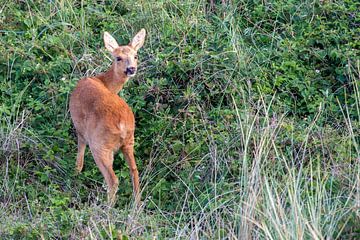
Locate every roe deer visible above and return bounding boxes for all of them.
[69,29,146,206]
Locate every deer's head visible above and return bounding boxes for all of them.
[103,29,146,78]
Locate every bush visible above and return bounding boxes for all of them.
[0,0,359,238]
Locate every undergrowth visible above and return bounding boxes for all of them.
[0,0,359,239]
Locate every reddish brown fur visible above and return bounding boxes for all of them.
[69,30,146,205]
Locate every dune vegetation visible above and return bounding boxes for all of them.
[0,0,359,239]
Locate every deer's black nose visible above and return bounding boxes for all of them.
[125,67,136,75]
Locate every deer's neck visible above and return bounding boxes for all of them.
[96,64,129,94]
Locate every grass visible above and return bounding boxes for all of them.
[1,0,359,239]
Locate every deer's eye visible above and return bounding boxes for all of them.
[116,57,122,62]
[134,55,138,60]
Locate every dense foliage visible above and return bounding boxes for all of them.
[1,0,359,239]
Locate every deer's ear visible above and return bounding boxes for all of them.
[129,29,146,51]
[103,32,119,52]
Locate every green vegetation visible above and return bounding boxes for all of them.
[1,0,359,239]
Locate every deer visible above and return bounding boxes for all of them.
[69,29,146,206]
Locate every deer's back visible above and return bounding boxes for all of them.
[69,77,135,147]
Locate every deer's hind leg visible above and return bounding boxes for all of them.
[90,146,119,206]
[121,144,140,203]
[76,134,86,173]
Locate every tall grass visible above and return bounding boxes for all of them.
[1,0,359,239]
